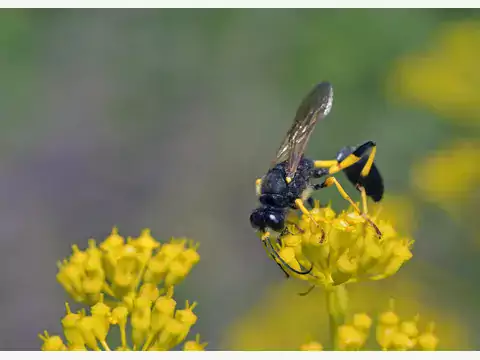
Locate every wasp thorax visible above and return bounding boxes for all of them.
[261,169,288,194]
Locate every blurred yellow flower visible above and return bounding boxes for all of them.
[40,227,205,351]
[273,201,413,288]
[306,299,440,351]
[299,341,323,351]
[388,21,480,127]
[410,140,480,216]
[223,275,470,350]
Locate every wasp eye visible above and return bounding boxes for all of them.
[250,210,264,230]
[266,212,284,232]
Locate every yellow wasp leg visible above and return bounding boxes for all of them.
[358,185,369,214]
[255,178,262,196]
[327,154,361,175]
[321,177,362,214]
[294,198,318,226]
[294,198,312,215]
[313,160,338,168]
[323,142,378,176]
[321,177,382,237]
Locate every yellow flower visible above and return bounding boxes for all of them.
[418,323,440,351]
[223,273,471,350]
[183,334,208,351]
[56,227,199,305]
[41,228,205,351]
[304,299,440,351]
[272,201,414,288]
[410,140,480,217]
[39,331,67,351]
[40,293,199,351]
[388,21,480,128]
[299,341,323,351]
[302,299,438,351]
[337,324,366,350]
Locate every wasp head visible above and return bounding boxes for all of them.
[250,207,285,232]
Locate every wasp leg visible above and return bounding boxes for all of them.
[313,160,338,168]
[294,198,318,226]
[260,231,313,276]
[326,141,377,176]
[310,168,330,180]
[255,178,262,196]
[315,177,361,213]
[357,185,369,214]
[316,177,382,237]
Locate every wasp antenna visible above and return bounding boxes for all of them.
[263,236,313,276]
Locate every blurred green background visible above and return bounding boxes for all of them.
[1,9,479,350]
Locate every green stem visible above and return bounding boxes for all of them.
[325,284,348,350]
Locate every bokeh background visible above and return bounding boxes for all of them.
[0,9,479,350]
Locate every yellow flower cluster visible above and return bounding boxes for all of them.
[56,227,199,305]
[276,201,414,288]
[388,21,480,127]
[39,293,203,351]
[301,300,439,351]
[40,227,205,351]
[411,140,480,216]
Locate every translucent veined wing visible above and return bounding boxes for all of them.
[273,82,334,179]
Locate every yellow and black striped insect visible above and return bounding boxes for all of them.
[249,81,383,277]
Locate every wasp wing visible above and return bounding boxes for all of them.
[273,82,334,179]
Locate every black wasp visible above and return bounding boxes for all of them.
[249,81,384,277]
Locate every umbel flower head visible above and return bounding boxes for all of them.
[56,227,200,305]
[301,299,439,351]
[40,227,205,351]
[275,201,414,288]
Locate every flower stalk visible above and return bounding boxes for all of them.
[325,284,348,350]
